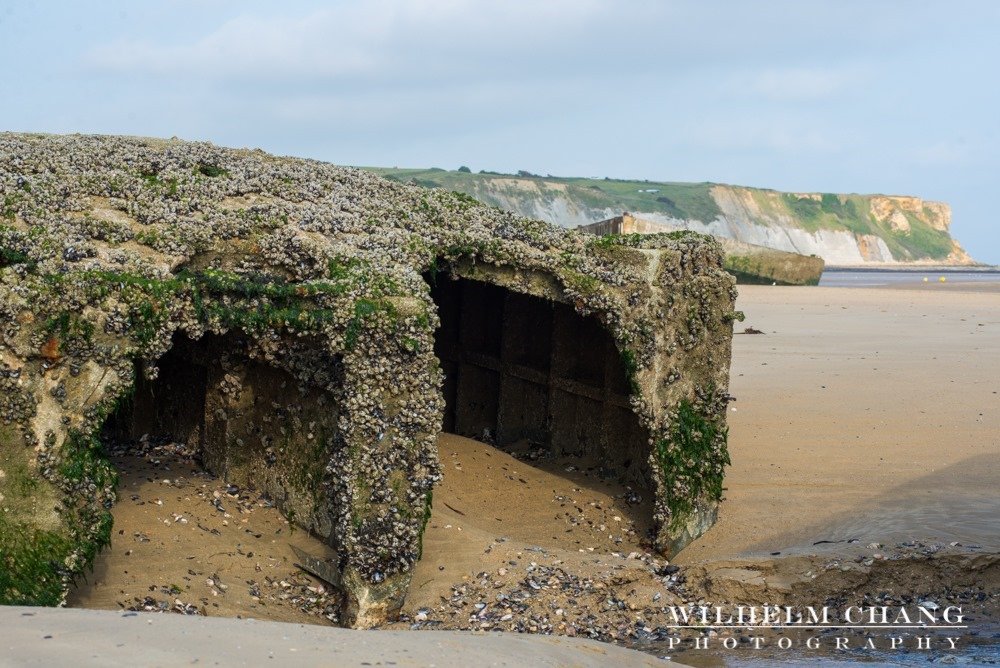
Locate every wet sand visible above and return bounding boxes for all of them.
[396,284,1000,662]
[681,284,1000,562]
[405,285,1000,592]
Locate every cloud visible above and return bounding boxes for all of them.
[80,1,874,160]
[80,0,676,139]
[910,141,970,167]
[85,0,618,85]
[740,66,867,101]
[85,0,898,88]
[682,117,844,154]
[263,77,595,138]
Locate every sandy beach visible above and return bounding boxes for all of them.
[685,282,1000,561]
[393,282,1000,658]
[68,281,1000,660]
[0,606,667,667]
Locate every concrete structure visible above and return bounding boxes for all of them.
[579,213,825,285]
[0,134,736,626]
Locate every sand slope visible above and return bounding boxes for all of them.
[66,445,341,624]
[0,606,668,667]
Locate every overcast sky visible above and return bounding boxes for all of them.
[1,1,997,263]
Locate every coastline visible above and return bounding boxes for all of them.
[822,264,998,272]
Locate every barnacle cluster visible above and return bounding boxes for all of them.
[0,133,735,625]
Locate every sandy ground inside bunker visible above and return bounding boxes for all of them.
[68,283,1000,660]
[66,439,342,625]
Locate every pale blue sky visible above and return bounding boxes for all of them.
[1,1,997,263]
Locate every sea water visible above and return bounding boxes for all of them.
[819,269,1000,289]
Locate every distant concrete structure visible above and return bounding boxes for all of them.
[578,213,672,237]
[579,213,825,286]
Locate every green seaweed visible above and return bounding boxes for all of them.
[417,490,433,559]
[0,247,32,267]
[2,193,23,220]
[344,297,397,350]
[44,312,95,342]
[562,270,601,296]
[0,429,116,606]
[196,163,228,178]
[655,398,730,531]
[620,349,641,394]
[0,517,73,606]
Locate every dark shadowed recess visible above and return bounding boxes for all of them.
[102,333,343,542]
[427,272,653,496]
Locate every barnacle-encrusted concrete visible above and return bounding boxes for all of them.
[0,134,736,626]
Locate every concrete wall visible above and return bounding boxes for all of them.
[718,238,825,286]
[577,215,672,237]
[0,134,737,624]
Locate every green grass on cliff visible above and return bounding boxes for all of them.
[368,168,955,261]
[776,192,953,260]
[366,167,724,224]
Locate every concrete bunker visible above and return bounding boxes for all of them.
[430,273,652,493]
[0,134,736,628]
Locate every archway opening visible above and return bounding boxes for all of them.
[103,332,341,529]
[69,331,344,622]
[427,272,654,527]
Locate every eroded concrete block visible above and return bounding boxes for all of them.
[0,134,736,623]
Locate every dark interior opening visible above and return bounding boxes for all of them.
[104,336,209,453]
[103,332,341,540]
[428,273,653,491]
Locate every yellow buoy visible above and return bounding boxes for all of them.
[923,277,929,282]
[939,276,947,283]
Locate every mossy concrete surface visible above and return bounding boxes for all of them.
[718,238,824,286]
[0,133,736,625]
